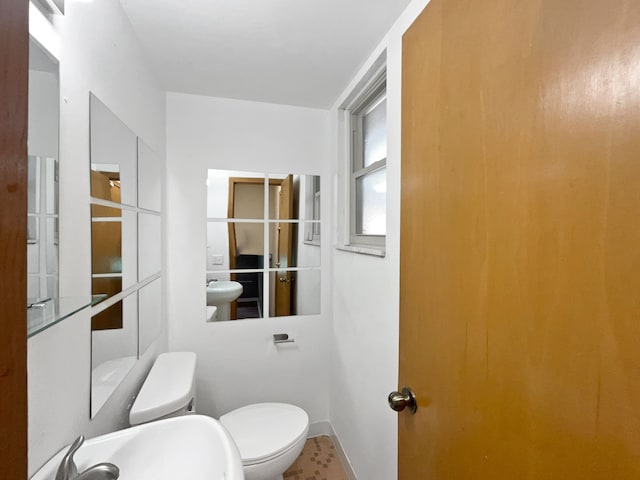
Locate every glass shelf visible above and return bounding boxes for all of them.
[27,295,107,338]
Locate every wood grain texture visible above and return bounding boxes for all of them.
[399,0,640,478]
[0,0,29,477]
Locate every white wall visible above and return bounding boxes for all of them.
[27,1,166,475]
[328,1,430,479]
[166,93,331,423]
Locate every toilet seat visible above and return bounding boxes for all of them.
[220,403,309,466]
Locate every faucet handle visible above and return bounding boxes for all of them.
[55,435,84,480]
[76,463,120,480]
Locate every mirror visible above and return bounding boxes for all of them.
[90,93,137,206]
[206,169,321,321]
[91,205,138,298]
[138,279,162,355]
[206,169,265,219]
[137,139,162,212]
[268,173,321,221]
[27,39,59,303]
[91,293,138,417]
[138,212,161,279]
[34,0,65,15]
[269,269,321,317]
[89,94,164,417]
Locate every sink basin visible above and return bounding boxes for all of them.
[207,280,243,306]
[31,415,244,480]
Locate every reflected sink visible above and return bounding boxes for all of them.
[31,415,244,480]
[207,280,243,306]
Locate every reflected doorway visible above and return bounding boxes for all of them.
[227,175,294,319]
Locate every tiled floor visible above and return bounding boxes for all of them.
[284,436,349,480]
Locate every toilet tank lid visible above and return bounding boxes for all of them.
[130,352,196,426]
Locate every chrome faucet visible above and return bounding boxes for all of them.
[55,436,120,480]
[75,463,120,480]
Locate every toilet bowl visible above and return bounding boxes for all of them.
[130,352,309,480]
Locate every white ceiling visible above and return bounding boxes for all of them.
[119,0,411,108]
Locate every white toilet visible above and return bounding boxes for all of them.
[130,352,309,480]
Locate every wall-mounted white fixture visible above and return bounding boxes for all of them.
[30,415,243,480]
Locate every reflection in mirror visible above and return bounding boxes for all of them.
[27,179,60,300]
[206,169,321,321]
[304,176,321,245]
[27,38,59,303]
[34,0,65,15]
[268,174,293,220]
[269,269,321,317]
[205,272,263,322]
[91,293,138,417]
[138,213,161,280]
[268,222,320,269]
[269,174,321,222]
[90,93,137,206]
[91,205,137,300]
[206,170,265,219]
[207,221,265,271]
[90,165,120,202]
[139,279,162,355]
[91,205,121,302]
[228,222,265,270]
[137,139,162,212]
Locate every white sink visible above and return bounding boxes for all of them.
[207,280,243,306]
[31,415,244,480]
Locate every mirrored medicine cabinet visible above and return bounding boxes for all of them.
[89,93,163,417]
[206,170,321,322]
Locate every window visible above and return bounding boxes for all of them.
[345,67,387,251]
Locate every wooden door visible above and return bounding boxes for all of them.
[274,175,294,316]
[0,0,29,477]
[399,0,640,478]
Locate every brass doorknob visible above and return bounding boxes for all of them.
[388,387,417,414]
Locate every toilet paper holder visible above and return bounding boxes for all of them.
[273,333,295,344]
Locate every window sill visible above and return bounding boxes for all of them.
[334,244,385,258]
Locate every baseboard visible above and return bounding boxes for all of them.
[307,421,358,480]
[307,420,333,437]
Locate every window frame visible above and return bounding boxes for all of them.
[345,67,387,250]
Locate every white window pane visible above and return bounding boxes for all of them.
[356,168,386,235]
[363,98,387,168]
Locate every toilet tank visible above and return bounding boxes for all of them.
[129,352,197,426]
